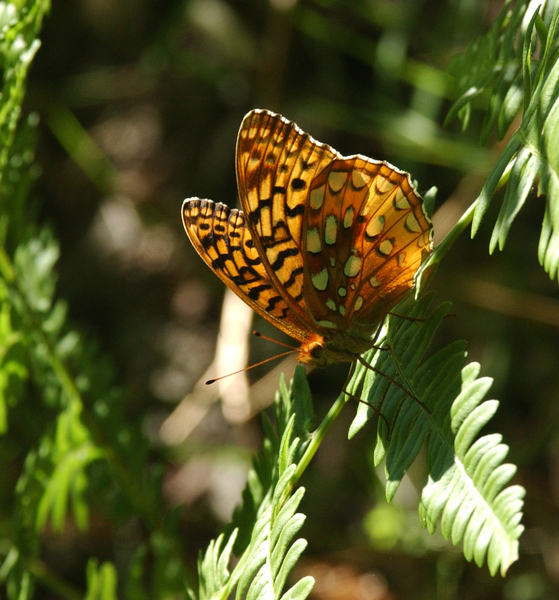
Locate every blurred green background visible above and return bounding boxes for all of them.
[21,0,559,597]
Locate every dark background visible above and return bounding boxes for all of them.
[23,0,559,597]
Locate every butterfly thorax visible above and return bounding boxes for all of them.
[298,330,377,367]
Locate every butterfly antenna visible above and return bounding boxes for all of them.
[252,330,298,350]
[205,349,297,385]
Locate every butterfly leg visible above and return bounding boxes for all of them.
[356,355,432,416]
[368,343,390,352]
[387,312,425,323]
[342,361,391,437]
[388,312,456,323]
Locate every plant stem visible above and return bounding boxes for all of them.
[290,391,347,489]
[421,160,513,279]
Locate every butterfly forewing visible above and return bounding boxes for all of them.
[236,110,341,331]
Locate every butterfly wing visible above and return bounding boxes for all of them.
[349,163,432,327]
[184,109,432,361]
[182,198,312,344]
[236,109,341,333]
[300,157,433,336]
[237,109,432,340]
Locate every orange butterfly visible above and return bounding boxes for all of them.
[183,109,432,368]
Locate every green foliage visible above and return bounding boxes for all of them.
[0,6,170,597]
[196,368,315,600]
[35,399,104,532]
[0,229,107,598]
[124,532,194,600]
[348,293,524,576]
[0,0,549,597]
[446,0,559,280]
[228,371,314,555]
[0,0,48,183]
[0,212,177,597]
[0,282,27,433]
[85,558,117,600]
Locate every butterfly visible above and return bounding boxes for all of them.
[182,109,433,368]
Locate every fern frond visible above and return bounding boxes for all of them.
[0,0,48,184]
[0,282,28,433]
[35,400,104,532]
[445,0,531,136]
[348,292,524,575]
[445,1,559,280]
[85,558,117,600]
[196,369,315,600]
[2,229,171,596]
[232,464,311,600]
[228,369,314,553]
[198,532,238,599]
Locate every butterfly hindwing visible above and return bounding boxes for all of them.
[182,198,311,344]
[351,164,432,327]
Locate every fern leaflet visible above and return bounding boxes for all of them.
[348,292,524,575]
[445,0,559,280]
[195,371,315,600]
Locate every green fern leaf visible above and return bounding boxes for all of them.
[0,0,47,184]
[198,532,237,599]
[232,462,310,600]
[196,371,315,600]
[0,284,28,434]
[489,147,540,252]
[36,400,104,532]
[348,292,524,575]
[498,72,523,138]
[445,0,528,131]
[228,370,313,554]
[446,1,559,281]
[85,558,118,600]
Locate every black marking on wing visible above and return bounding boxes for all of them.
[285,203,305,218]
[270,247,299,271]
[283,266,304,289]
[291,178,306,190]
[182,197,312,343]
[248,197,273,225]
[248,283,273,300]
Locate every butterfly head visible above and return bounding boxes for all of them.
[298,331,374,367]
[297,335,329,367]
